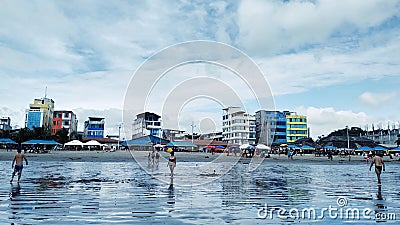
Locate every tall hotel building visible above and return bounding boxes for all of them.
[255,110,308,144]
[25,97,55,130]
[52,110,78,136]
[132,112,162,139]
[255,110,287,145]
[84,117,105,138]
[222,106,256,145]
[286,113,308,143]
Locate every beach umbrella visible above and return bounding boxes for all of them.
[373,146,387,151]
[239,144,251,149]
[204,145,215,149]
[83,140,102,146]
[256,144,270,150]
[358,146,373,151]
[64,140,83,146]
[229,145,239,150]
[215,145,224,149]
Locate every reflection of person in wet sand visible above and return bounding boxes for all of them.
[168,151,176,177]
[10,149,28,183]
[10,184,21,198]
[369,153,385,185]
[155,151,160,168]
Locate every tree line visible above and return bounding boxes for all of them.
[0,127,82,145]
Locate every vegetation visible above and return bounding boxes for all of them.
[0,127,81,144]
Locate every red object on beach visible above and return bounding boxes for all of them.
[204,145,215,149]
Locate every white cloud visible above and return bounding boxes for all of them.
[295,106,370,139]
[359,91,397,108]
[236,0,399,55]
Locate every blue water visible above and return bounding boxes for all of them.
[1,159,399,224]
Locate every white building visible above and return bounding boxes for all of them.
[0,117,12,130]
[132,112,162,139]
[222,106,256,145]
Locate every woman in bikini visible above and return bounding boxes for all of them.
[168,151,176,177]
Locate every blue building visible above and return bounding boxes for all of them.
[84,117,105,138]
[25,97,55,130]
[132,112,162,139]
[255,110,289,145]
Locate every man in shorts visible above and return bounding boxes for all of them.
[369,153,385,185]
[10,149,28,183]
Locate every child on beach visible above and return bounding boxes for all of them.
[168,151,176,177]
[10,149,28,183]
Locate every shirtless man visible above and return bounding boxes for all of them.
[369,153,385,185]
[10,149,28,183]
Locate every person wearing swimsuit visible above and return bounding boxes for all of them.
[168,151,176,177]
[369,153,385,185]
[11,149,28,183]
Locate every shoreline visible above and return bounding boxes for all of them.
[1,150,399,164]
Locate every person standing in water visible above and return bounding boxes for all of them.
[10,149,28,183]
[369,153,385,185]
[168,151,176,177]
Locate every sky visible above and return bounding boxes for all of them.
[1,0,399,140]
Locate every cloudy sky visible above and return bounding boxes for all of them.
[1,0,399,139]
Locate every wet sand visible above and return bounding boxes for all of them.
[1,150,399,224]
[1,150,398,163]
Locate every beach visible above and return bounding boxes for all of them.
[1,149,398,163]
[1,150,399,224]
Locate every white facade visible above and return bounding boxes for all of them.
[222,106,256,145]
[132,112,162,139]
[0,117,12,130]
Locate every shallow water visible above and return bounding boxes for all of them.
[1,159,399,224]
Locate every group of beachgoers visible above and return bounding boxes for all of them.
[7,148,386,185]
[147,150,176,177]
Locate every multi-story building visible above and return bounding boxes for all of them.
[52,110,78,136]
[132,112,162,139]
[361,128,400,145]
[84,117,105,138]
[222,106,256,145]
[255,110,308,144]
[286,112,308,143]
[25,97,55,130]
[162,128,185,141]
[0,117,12,131]
[255,110,287,145]
[199,131,223,141]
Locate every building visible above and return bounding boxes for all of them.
[361,128,400,146]
[162,128,186,141]
[255,110,287,145]
[132,112,162,139]
[199,131,223,141]
[286,112,308,143]
[222,106,256,145]
[52,110,78,136]
[84,117,105,138]
[255,110,308,144]
[25,97,55,130]
[0,117,12,131]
